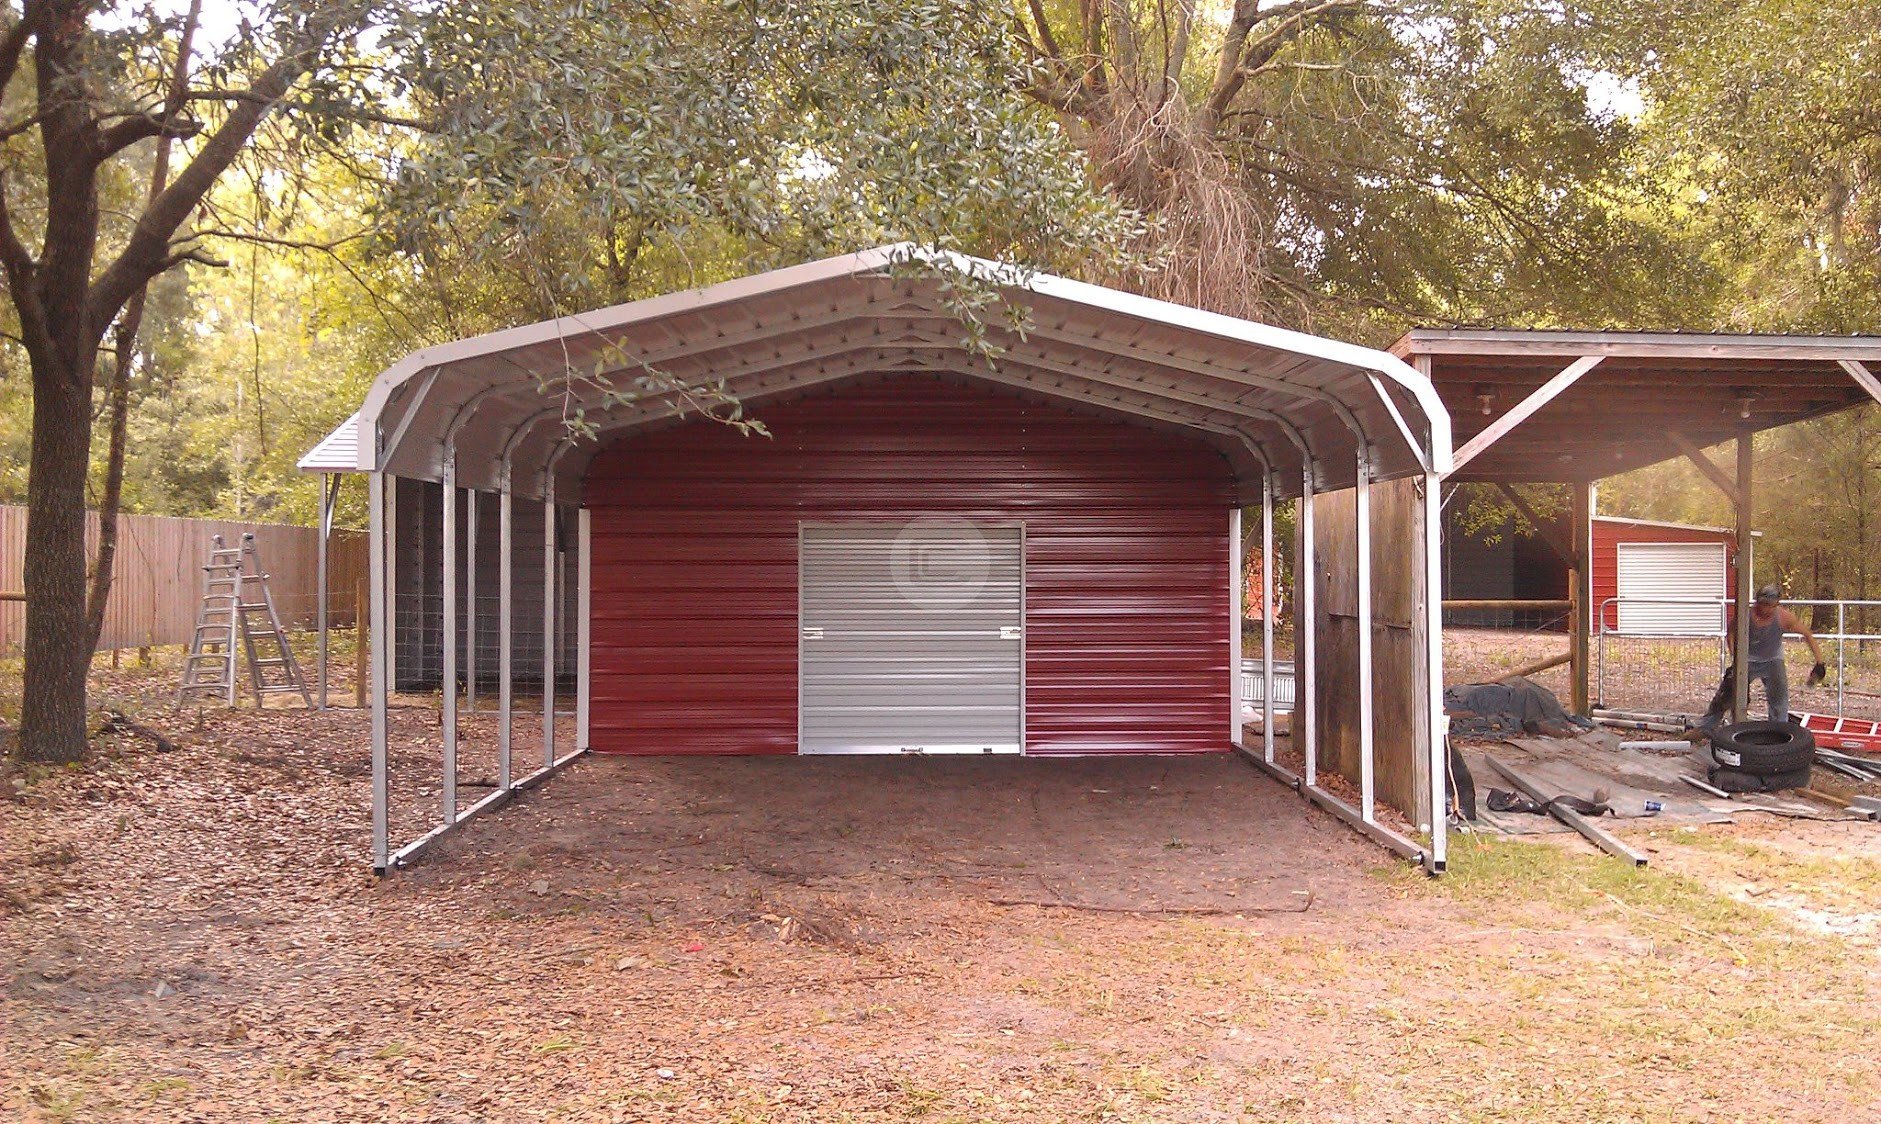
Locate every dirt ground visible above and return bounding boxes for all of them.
[6,652,1881,1122]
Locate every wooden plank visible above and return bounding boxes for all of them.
[1394,329,1881,362]
[1488,756,1648,866]
[1312,479,1423,822]
[0,504,364,654]
[1732,436,1754,723]
[1569,481,1592,716]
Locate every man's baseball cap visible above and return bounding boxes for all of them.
[1755,584,1782,604]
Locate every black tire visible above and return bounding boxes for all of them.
[1707,763,1814,794]
[1708,721,1816,775]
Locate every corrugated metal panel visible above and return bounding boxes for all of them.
[1614,541,1728,634]
[298,412,360,472]
[799,523,1022,753]
[586,376,1234,756]
[1592,518,1738,632]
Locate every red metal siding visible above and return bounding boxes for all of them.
[1589,518,1739,631]
[585,377,1235,756]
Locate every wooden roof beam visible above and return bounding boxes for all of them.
[1493,482,1574,568]
[1446,355,1603,476]
[1666,430,1741,507]
[1839,359,1881,406]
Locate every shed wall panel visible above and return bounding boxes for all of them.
[1311,477,1426,822]
[584,377,1235,756]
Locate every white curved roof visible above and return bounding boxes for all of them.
[307,246,1451,500]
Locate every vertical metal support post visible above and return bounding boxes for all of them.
[1355,447,1375,823]
[368,470,390,872]
[385,476,397,691]
[466,488,478,713]
[498,478,514,791]
[440,458,458,826]
[1261,476,1276,764]
[577,508,592,750]
[1732,434,1754,723]
[1299,465,1317,788]
[1837,602,1846,716]
[1228,506,1244,744]
[1422,470,1447,871]
[542,488,557,767]
[316,473,336,710]
[1569,480,1594,716]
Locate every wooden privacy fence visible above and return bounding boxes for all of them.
[0,506,366,653]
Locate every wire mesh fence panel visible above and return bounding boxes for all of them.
[1595,634,1728,720]
[1594,597,1881,724]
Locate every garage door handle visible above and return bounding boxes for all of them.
[801,626,823,640]
[999,625,1022,640]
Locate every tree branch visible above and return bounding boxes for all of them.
[95,109,203,160]
[0,7,39,96]
[1203,0,1371,132]
[183,89,435,131]
[1022,0,1062,60]
[86,9,358,330]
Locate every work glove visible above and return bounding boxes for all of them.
[1808,662,1827,687]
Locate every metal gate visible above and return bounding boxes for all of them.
[799,520,1023,754]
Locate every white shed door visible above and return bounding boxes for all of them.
[1615,542,1727,635]
[799,521,1023,754]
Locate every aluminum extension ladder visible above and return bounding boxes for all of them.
[177,533,312,707]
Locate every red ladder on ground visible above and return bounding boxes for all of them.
[1795,712,1881,754]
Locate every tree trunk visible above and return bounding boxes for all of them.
[19,345,100,764]
[85,0,202,656]
[84,329,133,654]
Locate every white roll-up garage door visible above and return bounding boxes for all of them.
[1615,542,1727,635]
[799,521,1024,754]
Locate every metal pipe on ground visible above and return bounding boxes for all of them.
[1488,756,1649,866]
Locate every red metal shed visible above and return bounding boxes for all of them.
[1591,515,1747,634]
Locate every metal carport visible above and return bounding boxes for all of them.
[305,246,1453,873]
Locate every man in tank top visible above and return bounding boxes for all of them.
[1694,585,1827,731]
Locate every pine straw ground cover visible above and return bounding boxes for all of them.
[4,650,1881,1122]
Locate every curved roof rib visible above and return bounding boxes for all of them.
[307,245,1451,500]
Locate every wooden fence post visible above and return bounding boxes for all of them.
[355,575,369,709]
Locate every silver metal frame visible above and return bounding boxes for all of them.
[466,487,478,712]
[315,471,340,710]
[441,455,458,824]
[1229,507,1244,745]
[368,469,390,871]
[1261,477,1276,764]
[542,485,557,767]
[1355,446,1375,823]
[1421,470,1447,873]
[498,476,514,790]
[365,468,590,875]
[578,508,592,749]
[1298,464,1317,788]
